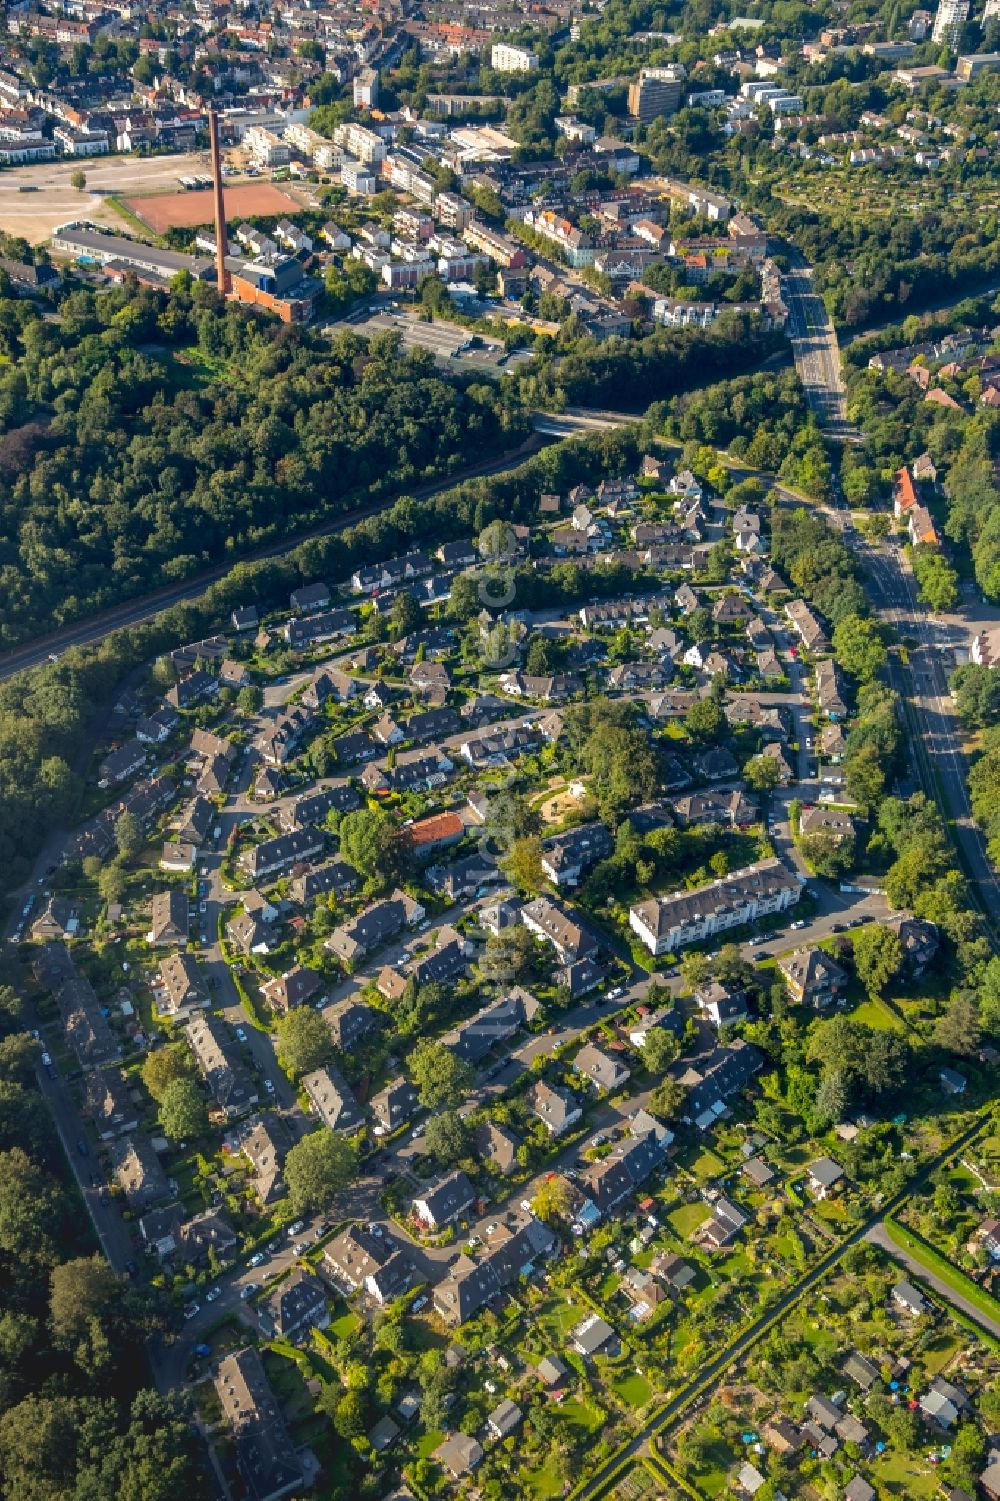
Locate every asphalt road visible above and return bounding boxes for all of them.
[782,259,856,442]
[859,535,1000,927]
[865,1220,1000,1338]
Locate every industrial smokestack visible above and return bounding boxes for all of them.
[208,109,230,296]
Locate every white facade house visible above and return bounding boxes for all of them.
[630,859,802,955]
[491,43,539,71]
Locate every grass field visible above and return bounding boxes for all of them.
[668,1201,711,1239]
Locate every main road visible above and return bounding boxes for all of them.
[781,258,857,442]
[859,533,1000,928]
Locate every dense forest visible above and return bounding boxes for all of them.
[0,274,786,646]
[0,279,527,647]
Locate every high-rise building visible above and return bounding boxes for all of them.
[627,67,685,123]
[984,0,1000,26]
[931,0,969,47]
[353,68,379,108]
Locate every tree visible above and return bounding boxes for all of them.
[685,697,724,743]
[532,1175,571,1223]
[392,589,422,637]
[408,1039,471,1110]
[800,829,856,879]
[503,835,543,892]
[478,925,535,987]
[832,614,886,683]
[935,993,981,1057]
[813,1069,848,1127]
[852,925,904,1000]
[114,811,143,860]
[845,742,886,813]
[275,1008,333,1080]
[236,684,262,715]
[98,862,127,905]
[338,806,399,890]
[70,169,87,191]
[950,664,1000,728]
[49,1255,136,1379]
[334,1389,368,1439]
[157,1077,208,1140]
[0,1148,65,1262]
[679,951,709,992]
[648,1077,687,1119]
[423,1111,469,1165]
[0,1032,39,1084]
[141,1043,196,1104]
[284,1128,357,1214]
[744,754,781,793]
[641,1027,679,1074]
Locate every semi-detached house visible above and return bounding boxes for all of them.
[630,858,802,955]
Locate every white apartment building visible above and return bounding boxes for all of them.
[341,159,377,194]
[334,122,386,164]
[282,122,325,160]
[630,859,803,955]
[244,126,290,167]
[931,0,968,46]
[491,42,539,72]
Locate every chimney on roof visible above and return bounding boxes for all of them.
[208,109,230,295]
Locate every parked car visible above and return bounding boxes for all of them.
[240,1284,257,1301]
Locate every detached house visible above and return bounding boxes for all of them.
[778,947,847,1009]
[260,965,323,1014]
[302,1063,363,1133]
[412,1169,476,1230]
[573,1042,631,1093]
[527,1079,583,1136]
[147,890,189,946]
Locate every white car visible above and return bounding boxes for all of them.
[235,1027,247,1042]
[264,1079,275,1094]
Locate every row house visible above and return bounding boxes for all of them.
[239,827,324,880]
[630,859,802,954]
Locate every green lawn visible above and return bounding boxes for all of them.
[853,997,908,1032]
[328,1310,361,1340]
[612,1371,653,1409]
[560,1396,605,1434]
[536,1296,588,1343]
[686,1148,727,1182]
[668,1202,711,1240]
[884,1217,1000,1330]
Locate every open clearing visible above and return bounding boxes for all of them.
[126,182,300,232]
[0,152,215,242]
